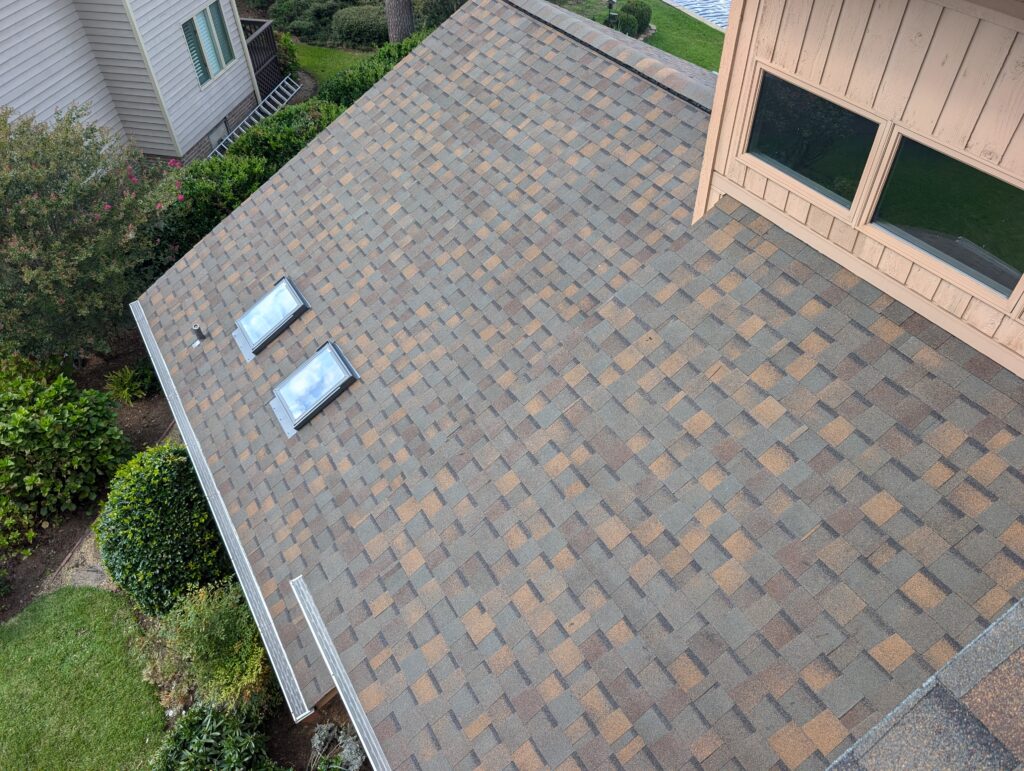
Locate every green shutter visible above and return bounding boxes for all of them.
[182,19,211,84]
[209,2,235,65]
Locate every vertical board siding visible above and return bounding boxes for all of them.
[127,0,256,155]
[933,21,1016,148]
[0,0,123,134]
[73,0,177,155]
[968,33,1024,163]
[872,0,942,119]
[845,0,908,106]
[703,0,1024,376]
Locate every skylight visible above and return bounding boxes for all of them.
[270,343,358,435]
[234,278,308,359]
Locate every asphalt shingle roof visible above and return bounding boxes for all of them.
[136,0,1024,768]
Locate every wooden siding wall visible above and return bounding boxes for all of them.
[126,0,256,155]
[73,0,177,156]
[0,0,123,135]
[699,0,1024,377]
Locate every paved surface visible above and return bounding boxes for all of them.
[663,0,731,29]
[138,0,1024,768]
[834,600,1024,770]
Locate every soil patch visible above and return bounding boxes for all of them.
[265,695,366,770]
[0,512,96,623]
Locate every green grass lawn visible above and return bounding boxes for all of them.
[294,42,372,85]
[560,0,724,71]
[0,588,164,770]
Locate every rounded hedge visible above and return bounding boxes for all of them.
[617,11,639,37]
[619,0,651,34]
[95,443,230,615]
[226,99,343,173]
[331,4,389,48]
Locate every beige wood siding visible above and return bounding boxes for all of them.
[697,0,1024,377]
[0,0,123,134]
[72,0,177,156]
[126,0,256,156]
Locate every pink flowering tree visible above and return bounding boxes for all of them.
[0,106,166,360]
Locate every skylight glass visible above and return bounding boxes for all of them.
[271,343,358,434]
[234,278,307,359]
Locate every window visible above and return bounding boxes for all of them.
[270,344,359,435]
[234,278,308,359]
[748,73,878,206]
[874,139,1024,297]
[183,2,235,85]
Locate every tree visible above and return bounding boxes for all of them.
[384,0,414,42]
[0,106,164,360]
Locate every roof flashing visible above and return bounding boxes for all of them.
[234,278,308,360]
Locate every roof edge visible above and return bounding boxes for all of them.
[291,576,392,771]
[130,301,313,723]
[498,0,716,111]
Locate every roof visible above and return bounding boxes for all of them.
[135,0,1024,768]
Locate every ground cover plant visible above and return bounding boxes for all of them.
[0,587,164,769]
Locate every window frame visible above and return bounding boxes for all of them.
[270,343,360,436]
[737,63,890,224]
[233,277,309,360]
[857,126,1024,312]
[182,1,237,88]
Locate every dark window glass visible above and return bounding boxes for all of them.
[748,73,878,205]
[874,139,1024,296]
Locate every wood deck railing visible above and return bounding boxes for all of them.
[241,18,285,100]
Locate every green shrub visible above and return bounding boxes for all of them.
[0,371,128,555]
[149,703,282,771]
[105,362,158,405]
[331,4,388,48]
[319,29,429,107]
[617,11,638,37]
[149,581,273,713]
[274,31,300,75]
[416,0,465,29]
[272,0,353,46]
[0,107,165,359]
[619,0,651,33]
[95,443,231,615]
[147,154,270,266]
[227,99,342,172]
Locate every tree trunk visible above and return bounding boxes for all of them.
[384,0,414,43]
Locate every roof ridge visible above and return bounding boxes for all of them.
[497,0,716,110]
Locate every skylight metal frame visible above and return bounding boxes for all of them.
[234,277,309,360]
[269,342,359,436]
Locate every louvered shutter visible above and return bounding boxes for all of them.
[182,19,210,84]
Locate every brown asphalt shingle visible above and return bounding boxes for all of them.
[138,0,1024,767]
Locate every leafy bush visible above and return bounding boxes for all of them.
[105,362,158,405]
[309,723,366,771]
[147,154,270,266]
[147,581,274,713]
[331,4,388,48]
[416,0,465,29]
[272,0,353,45]
[619,0,651,34]
[0,107,166,359]
[227,99,343,172]
[617,11,638,37]
[95,443,231,615]
[275,31,300,75]
[319,29,429,106]
[149,703,282,771]
[0,370,128,555]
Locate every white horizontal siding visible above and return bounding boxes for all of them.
[73,0,177,155]
[0,0,123,134]
[127,0,256,154]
